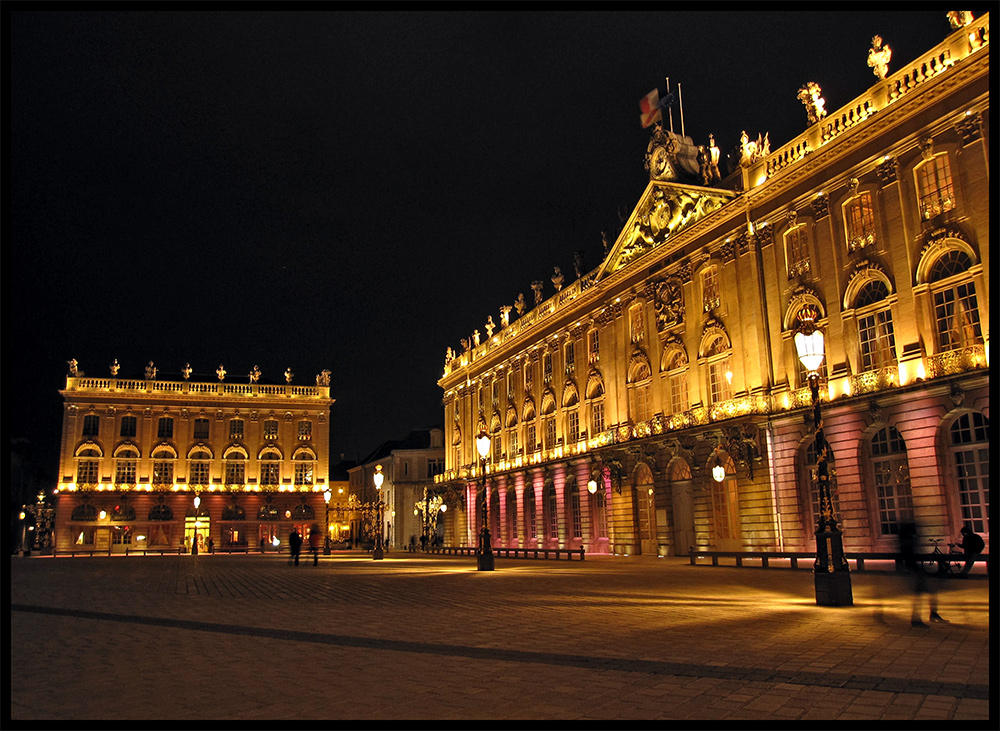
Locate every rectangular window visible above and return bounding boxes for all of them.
[630,306,645,344]
[545,418,556,450]
[669,371,688,414]
[77,460,99,485]
[427,459,445,478]
[565,341,576,375]
[591,401,605,435]
[567,410,579,442]
[493,435,502,462]
[193,418,210,440]
[298,421,312,441]
[543,353,553,384]
[152,461,174,485]
[527,423,537,452]
[508,429,519,457]
[115,459,136,486]
[702,267,721,312]
[524,361,534,391]
[157,417,174,439]
[225,461,245,486]
[120,416,137,438]
[83,414,100,437]
[263,420,279,440]
[507,371,516,401]
[229,419,244,441]
[571,490,582,539]
[917,155,956,220]
[858,309,896,371]
[589,329,600,364]
[786,227,811,279]
[632,383,652,423]
[260,462,280,486]
[190,462,210,487]
[845,193,876,251]
[294,462,314,485]
[709,357,733,404]
[934,283,983,352]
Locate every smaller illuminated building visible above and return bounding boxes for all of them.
[53,360,335,554]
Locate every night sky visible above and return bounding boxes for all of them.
[9,10,955,479]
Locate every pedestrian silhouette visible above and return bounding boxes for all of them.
[957,524,985,577]
[289,529,303,566]
[309,523,321,565]
[899,521,946,627]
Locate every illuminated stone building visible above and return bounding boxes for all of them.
[347,428,446,549]
[436,14,989,557]
[53,361,335,554]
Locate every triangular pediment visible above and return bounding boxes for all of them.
[597,181,734,280]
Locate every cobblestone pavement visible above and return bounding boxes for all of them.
[8,552,991,723]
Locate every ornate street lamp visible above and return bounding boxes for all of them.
[712,454,726,483]
[323,489,332,555]
[476,428,495,571]
[372,465,385,560]
[795,320,853,606]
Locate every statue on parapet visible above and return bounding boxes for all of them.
[867,35,892,80]
[316,369,331,387]
[499,305,512,328]
[110,359,120,377]
[181,363,192,380]
[145,361,157,380]
[67,359,80,377]
[551,267,564,292]
[285,368,294,384]
[947,11,973,29]
[531,280,544,305]
[514,292,526,316]
[217,364,226,381]
[797,83,827,126]
[249,365,261,383]
[485,316,495,338]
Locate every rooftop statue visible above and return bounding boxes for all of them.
[797,82,827,126]
[284,368,294,383]
[514,292,526,316]
[499,305,512,328]
[485,316,495,338]
[67,359,80,377]
[947,11,973,29]
[110,359,120,376]
[217,364,226,381]
[316,369,332,386]
[181,363,192,380]
[867,35,892,80]
[531,280,544,305]
[551,267,564,292]
[473,329,481,347]
[249,365,261,383]
[445,347,455,365]
[145,361,157,380]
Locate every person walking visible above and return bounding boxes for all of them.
[309,523,321,566]
[289,529,302,566]
[957,524,985,577]
[899,521,946,627]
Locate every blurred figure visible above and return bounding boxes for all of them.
[309,523,321,565]
[899,521,947,627]
[289,528,302,566]
[956,524,985,577]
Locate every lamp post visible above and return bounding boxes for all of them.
[372,465,385,560]
[192,495,201,556]
[794,321,853,606]
[323,489,332,555]
[476,429,495,571]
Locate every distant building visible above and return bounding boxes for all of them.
[436,15,989,556]
[53,362,335,554]
[348,428,446,549]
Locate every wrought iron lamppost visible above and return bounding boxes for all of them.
[476,428,495,571]
[372,465,385,560]
[794,321,853,606]
[323,489,332,555]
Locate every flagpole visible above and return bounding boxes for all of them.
[678,82,685,139]
[665,77,674,134]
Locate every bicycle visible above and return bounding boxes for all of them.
[923,538,965,577]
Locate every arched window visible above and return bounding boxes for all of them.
[293,447,316,486]
[524,485,537,541]
[662,348,689,414]
[148,502,174,521]
[929,251,983,353]
[703,333,733,404]
[223,446,247,487]
[544,481,558,542]
[565,477,582,540]
[870,426,914,535]
[854,280,896,372]
[916,154,956,220]
[188,448,212,488]
[950,413,989,535]
[114,445,139,488]
[151,447,176,487]
[506,489,518,542]
[259,447,282,487]
[75,445,102,488]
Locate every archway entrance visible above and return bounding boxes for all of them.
[184,516,210,553]
[635,463,657,555]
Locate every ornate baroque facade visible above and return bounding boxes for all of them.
[436,15,990,557]
[53,363,336,554]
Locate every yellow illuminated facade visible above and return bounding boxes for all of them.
[53,365,335,554]
[437,14,989,556]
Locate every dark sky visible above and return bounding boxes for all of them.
[9,10,955,477]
